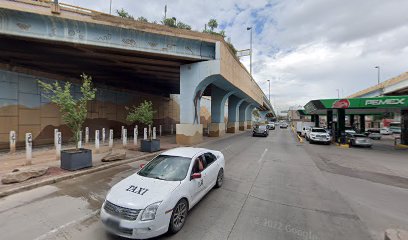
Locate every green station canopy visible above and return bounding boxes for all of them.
[304,95,408,115]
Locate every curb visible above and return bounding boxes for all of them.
[0,131,248,198]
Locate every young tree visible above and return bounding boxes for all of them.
[126,100,156,140]
[208,19,218,31]
[38,74,96,150]
[116,8,134,20]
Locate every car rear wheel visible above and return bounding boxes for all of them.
[215,168,224,188]
[169,199,188,234]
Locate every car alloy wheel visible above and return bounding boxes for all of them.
[215,169,224,188]
[169,199,188,233]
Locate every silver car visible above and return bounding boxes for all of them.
[347,133,373,147]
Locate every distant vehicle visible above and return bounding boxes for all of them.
[296,121,315,136]
[280,122,289,128]
[380,127,392,135]
[346,132,373,147]
[365,129,382,140]
[101,147,225,239]
[253,125,269,137]
[345,129,357,135]
[389,122,401,134]
[266,122,275,130]
[305,127,331,144]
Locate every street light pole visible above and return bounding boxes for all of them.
[336,89,340,98]
[109,0,112,14]
[247,27,252,75]
[267,80,271,103]
[375,66,380,85]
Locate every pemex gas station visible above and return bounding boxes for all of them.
[304,95,408,145]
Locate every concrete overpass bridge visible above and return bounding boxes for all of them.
[0,0,274,146]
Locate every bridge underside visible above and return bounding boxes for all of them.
[0,34,201,96]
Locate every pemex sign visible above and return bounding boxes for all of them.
[305,96,408,114]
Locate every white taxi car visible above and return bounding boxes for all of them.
[100,147,225,239]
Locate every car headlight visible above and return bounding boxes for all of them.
[141,201,162,221]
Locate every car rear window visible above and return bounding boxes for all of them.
[312,129,326,132]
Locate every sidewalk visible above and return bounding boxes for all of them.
[0,131,250,197]
[0,135,179,197]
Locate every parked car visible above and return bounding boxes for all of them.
[101,147,225,239]
[266,122,275,130]
[365,129,382,140]
[253,125,269,137]
[305,127,331,144]
[346,132,373,147]
[380,127,392,135]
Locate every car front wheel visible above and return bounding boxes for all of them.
[215,168,224,188]
[169,199,188,234]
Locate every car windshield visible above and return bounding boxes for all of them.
[138,155,191,181]
[257,125,267,130]
[312,129,326,132]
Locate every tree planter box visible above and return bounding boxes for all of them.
[141,139,160,152]
[60,148,92,171]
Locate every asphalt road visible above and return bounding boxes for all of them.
[0,128,376,240]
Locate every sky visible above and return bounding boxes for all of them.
[62,0,408,114]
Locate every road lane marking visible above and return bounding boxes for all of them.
[33,209,100,240]
[258,148,268,164]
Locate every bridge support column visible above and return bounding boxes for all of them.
[246,105,254,129]
[209,86,230,137]
[259,111,268,123]
[239,102,250,131]
[227,95,244,133]
[401,109,408,145]
[177,63,217,145]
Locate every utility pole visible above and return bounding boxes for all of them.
[336,89,340,98]
[164,4,167,19]
[267,80,271,103]
[247,27,253,75]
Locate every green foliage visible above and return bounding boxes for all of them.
[38,74,96,149]
[162,17,177,28]
[116,8,134,20]
[137,16,149,22]
[127,100,156,127]
[208,19,218,31]
[176,21,192,30]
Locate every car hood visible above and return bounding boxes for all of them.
[106,173,181,209]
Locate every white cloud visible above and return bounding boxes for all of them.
[61,0,408,112]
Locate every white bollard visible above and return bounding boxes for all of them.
[9,131,16,153]
[102,128,106,144]
[134,127,138,146]
[153,127,156,140]
[159,125,162,137]
[171,124,174,135]
[95,130,100,153]
[144,128,147,140]
[56,132,61,160]
[25,133,32,165]
[148,125,151,139]
[54,129,58,147]
[121,126,124,139]
[109,129,113,150]
[123,129,127,147]
[78,131,82,149]
[85,127,89,144]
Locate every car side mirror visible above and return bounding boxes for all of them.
[191,173,201,180]
[139,163,145,169]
